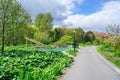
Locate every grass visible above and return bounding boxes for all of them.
[97,46,120,68]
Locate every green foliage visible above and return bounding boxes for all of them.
[115,49,120,57]
[0,46,73,80]
[5,25,35,46]
[0,38,1,45]
[98,46,120,68]
[57,35,73,45]
[66,49,78,56]
[99,37,120,57]
[112,37,120,51]
[34,13,53,31]
[101,37,120,57]
[93,38,101,45]
[86,42,92,45]
[0,0,32,48]
[62,27,74,36]
[105,25,120,57]
[50,28,62,42]
[34,31,51,44]
[75,27,84,43]
[84,31,95,43]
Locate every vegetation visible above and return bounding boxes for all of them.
[34,13,53,31]
[66,48,78,56]
[1,0,119,79]
[98,24,120,68]
[57,35,73,45]
[0,0,98,80]
[98,46,120,68]
[0,0,31,53]
[84,31,95,44]
[0,45,75,80]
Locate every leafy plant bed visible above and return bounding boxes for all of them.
[65,48,79,56]
[97,47,120,68]
[0,46,74,80]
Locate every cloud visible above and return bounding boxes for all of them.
[17,0,83,25]
[63,1,120,31]
[17,0,120,31]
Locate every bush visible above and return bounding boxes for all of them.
[34,31,51,44]
[56,35,73,46]
[115,49,120,57]
[66,49,78,56]
[86,42,92,45]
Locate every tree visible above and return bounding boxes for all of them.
[51,28,61,42]
[106,24,120,37]
[59,35,73,45]
[34,12,53,31]
[34,31,51,44]
[75,27,84,43]
[0,0,31,52]
[84,31,95,43]
[0,0,14,53]
[55,35,73,47]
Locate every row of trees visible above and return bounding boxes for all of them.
[33,13,96,46]
[0,0,32,53]
[0,0,96,53]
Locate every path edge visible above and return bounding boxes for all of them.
[95,47,120,74]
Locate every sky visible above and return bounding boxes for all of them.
[17,0,120,32]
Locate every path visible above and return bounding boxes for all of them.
[60,46,120,80]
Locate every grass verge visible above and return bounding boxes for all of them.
[97,46,120,68]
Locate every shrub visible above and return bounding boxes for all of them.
[56,35,73,46]
[115,49,120,57]
[86,42,92,45]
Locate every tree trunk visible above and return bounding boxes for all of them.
[2,18,5,54]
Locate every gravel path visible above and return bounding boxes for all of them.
[60,46,120,80]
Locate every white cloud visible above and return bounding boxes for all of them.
[64,1,120,31]
[17,0,83,25]
[17,0,120,31]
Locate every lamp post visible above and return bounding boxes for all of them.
[73,30,76,53]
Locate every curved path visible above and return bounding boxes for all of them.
[60,46,120,80]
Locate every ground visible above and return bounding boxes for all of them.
[60,46,120,80]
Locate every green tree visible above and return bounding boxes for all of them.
[34,13,53,31]
[75,27,84,43]
[59,35,73,45]
[84,31,95,43]
[34,31,51,44]
[0,0,31,52]
[55,35,73,47]
[0,0,15,53]
[8,4,31,46]
[52,28,61,42]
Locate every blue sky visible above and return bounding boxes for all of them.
[74,0,102,15]
[74,0,112,15]
[17,0,120,31]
